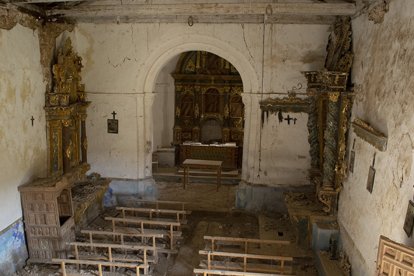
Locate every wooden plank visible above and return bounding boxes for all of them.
[81,229,165,238]
[204,236,290,245]
[105,216,181,227]
[69,241,157,252]
[47,2,357,18]
[199,250,293,261]
[194,268,289,276]
[199,260,293,274]
[116,206,191,215]
[52,258,149,269]
[127,199,188,211]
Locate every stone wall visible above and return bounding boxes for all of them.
[338,0,414,274]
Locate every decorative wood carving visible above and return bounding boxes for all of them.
[303,69,354,214]
[259,95,310,114]
[44,38,90,177]
[172,51,244,149]
[325,16,353,74]
[301,15,354,214]
[352,118,387,151]
[377,235,414,276]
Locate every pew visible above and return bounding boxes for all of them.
[52,258,149,276]
[105,216,182,249]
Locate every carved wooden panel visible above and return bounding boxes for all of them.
[377,235,414,276]
[172,51,244,146]
[19,177,75,262]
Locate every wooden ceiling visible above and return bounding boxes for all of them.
[0,0,365,24]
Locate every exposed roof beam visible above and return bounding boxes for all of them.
[47,2,357,18]
[70,14,337,25]
[8,0,90,3]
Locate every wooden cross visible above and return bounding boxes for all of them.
[30,116,35,126]
[111,111,117,120]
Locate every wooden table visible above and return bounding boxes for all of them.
[182,159,223,191]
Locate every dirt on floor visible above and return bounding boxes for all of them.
[15,209,317,276]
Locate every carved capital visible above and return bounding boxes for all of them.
[328,92,340,102]
[318,189,339,214]
[61,119,73,127]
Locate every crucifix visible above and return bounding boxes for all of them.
[284,115,297,125]
[30,116,35,126]
[111,111,117,120]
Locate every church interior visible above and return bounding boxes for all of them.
[1,0,413,275]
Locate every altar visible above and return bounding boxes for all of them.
[179,143,240,170]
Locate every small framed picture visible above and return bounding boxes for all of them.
[404,200,414,237]
[349,150,355,173]
[107,119,119,134]
[366,166,376,193]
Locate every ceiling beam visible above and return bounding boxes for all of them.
[68,14,337,25]
[8,0,90,3]
[47,2,357,18]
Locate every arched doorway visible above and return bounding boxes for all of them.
[136,34,260,179]
[152,51,245,171]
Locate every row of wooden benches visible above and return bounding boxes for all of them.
[53,199,190,276]
[194,236,296,276]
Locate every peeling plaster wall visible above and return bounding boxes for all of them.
[73,22,328,185]
[0,24,46,272]
[260,112,310,186]
[338,1,414,275]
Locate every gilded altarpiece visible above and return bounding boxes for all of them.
[303,17,354,214]
[45,38,90,177]
[261,17,354,215]
[172,51,244,169]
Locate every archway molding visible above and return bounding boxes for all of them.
[137,33,260,179]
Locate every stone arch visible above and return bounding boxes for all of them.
[138,34,260,94]
[137,34,259,178]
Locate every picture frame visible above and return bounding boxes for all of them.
[107,119,118,134]
[349,150,355,173]
[366,165,376,193]
[404,200,414,237]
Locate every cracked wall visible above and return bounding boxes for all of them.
[338,0,414,274]
[72,22,328,186]
[0,21,47,272]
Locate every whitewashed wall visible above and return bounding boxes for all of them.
[0,24,47,231]
[152,55,178,150]
[338,0,414,275]
[73,22,328,185]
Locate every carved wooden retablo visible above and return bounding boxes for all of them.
[172,51,244,147]
[44,38,90,177]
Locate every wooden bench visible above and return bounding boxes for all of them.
[194,268,291,276]
[204,236,290,254]
[52,258,149,276]
[116,206,191,223]
[68,241,157,274]
[105,216,182,249]
[80,229,177,254]
[131,199,188,211]
[199,250,294,275]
